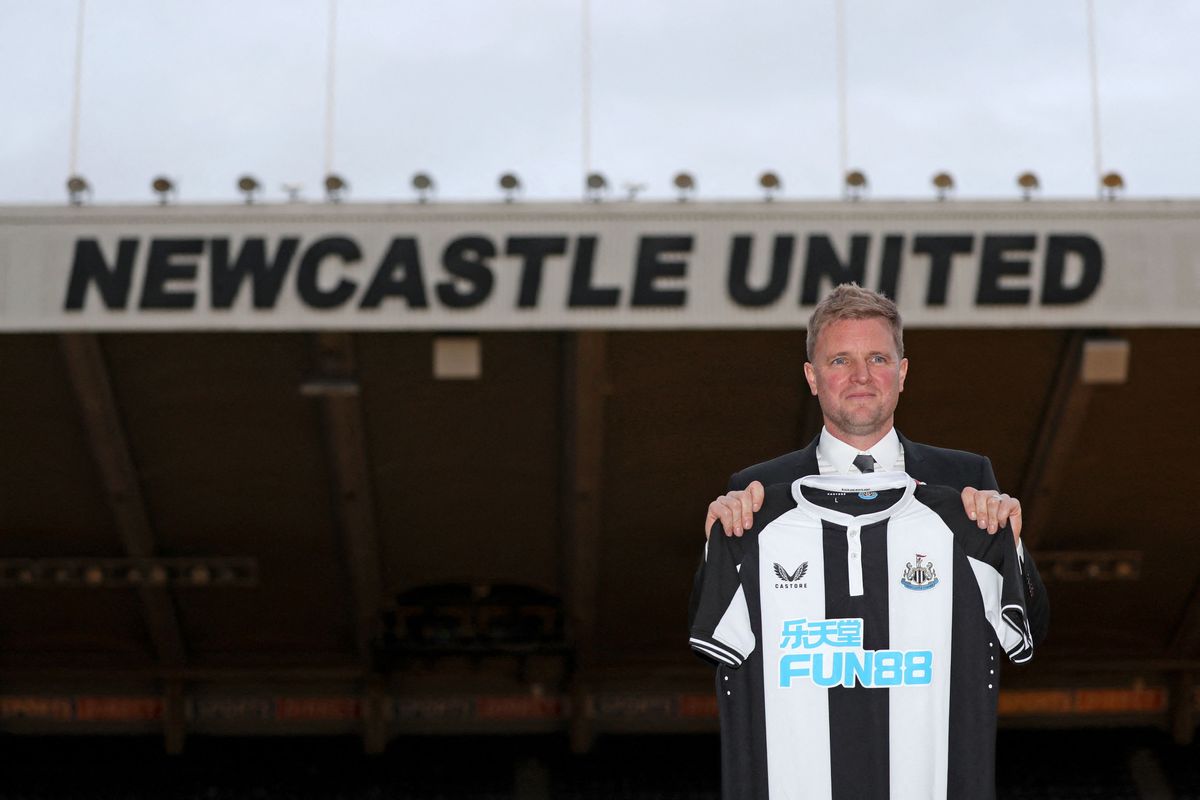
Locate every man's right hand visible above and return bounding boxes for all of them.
[704,480,766,539]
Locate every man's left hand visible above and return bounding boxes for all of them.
[961,487,1022,547]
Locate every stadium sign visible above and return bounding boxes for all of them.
[1,200,1197,330]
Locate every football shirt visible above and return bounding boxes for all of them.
[689,472,1032,800]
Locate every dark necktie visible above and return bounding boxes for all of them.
[852,454,877,474]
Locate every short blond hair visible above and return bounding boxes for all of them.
[806,284,904,360]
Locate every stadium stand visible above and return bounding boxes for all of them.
[0,730,1198,799]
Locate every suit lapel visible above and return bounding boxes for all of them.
[794,433,821,477]
[898,430,925,480]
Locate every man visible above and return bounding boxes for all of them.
[699,283,1047,644]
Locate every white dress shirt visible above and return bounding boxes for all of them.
[816,427,904,475]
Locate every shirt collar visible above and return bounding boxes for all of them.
[818,426,902,474]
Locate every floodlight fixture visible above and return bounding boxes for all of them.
[151,176,175,205]
[237,175,261,204]
[66,174,91,206]
[622,181,647,201]
[411,172,434,203]
[0,557,258,588]
[585,172,608,202]
[498,172,522,202]
[282,183,303,203]
[759,171,782,201]
[932,171,955,201]
[1017,171,1040,201]
[1100,171,1124,200]
[673,171,695,202]
[324,173,348,203]
[844,170,868,201]
[190,564,212,586]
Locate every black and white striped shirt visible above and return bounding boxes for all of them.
[690,472,1032,800]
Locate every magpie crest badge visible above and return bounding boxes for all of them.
[901,554,939,590]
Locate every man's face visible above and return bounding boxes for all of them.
[803,317,908,444]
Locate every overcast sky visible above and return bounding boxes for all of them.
[3,0,1198,205]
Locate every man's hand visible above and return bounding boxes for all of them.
[704,481,766,539]
[961,486,1022,546]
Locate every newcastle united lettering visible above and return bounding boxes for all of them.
[727,232,1102,306]
[63,235,692,312]
[62,231,1102,314]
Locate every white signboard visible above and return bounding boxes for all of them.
[1,200,1197,331]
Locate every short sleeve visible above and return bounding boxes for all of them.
[994,534,1034,663]
[967,522,1033,663]
[688,527,756,667]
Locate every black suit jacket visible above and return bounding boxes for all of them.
[699,431,1049,647]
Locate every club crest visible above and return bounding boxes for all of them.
[900,554,939,590]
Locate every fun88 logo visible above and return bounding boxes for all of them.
[777,618,933,688]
